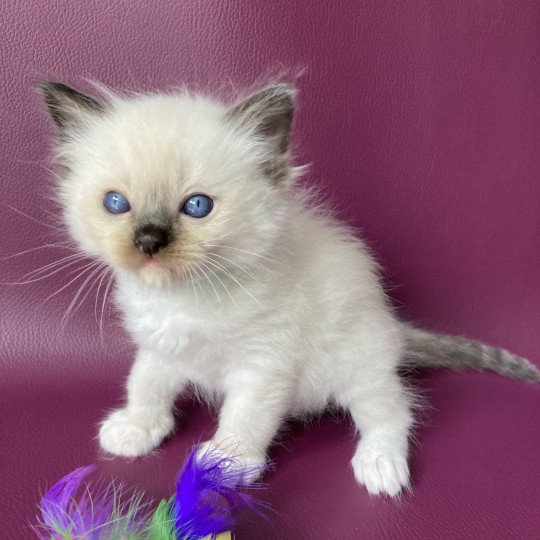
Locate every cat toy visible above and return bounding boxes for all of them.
[34,446,268,539]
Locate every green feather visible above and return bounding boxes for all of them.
[146,497,177,540]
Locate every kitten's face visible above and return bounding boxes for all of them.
[41,83,295,287]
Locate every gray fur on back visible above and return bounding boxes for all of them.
[402,324,540,382]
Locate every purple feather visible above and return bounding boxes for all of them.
[37,465,100,536]
[35,465,147,539]
[34,448,270,539]
[173,446,268,539]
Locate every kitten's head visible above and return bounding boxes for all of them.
[40,81,296,287]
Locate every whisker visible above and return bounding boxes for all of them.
[18,253,87,281]
[188,263,207,303]
[192,260,222,305]
[205,251,263,286]
[184,266,199,306]
[205,243,286,267]
[199,258,238,308]
[60,263,106,327]
[94,266,111,337]
[207,251,273,277]
[201,256,263,309]
[1,241,74,261]
[4,204,63,232]
[99,272,115,337]
[43,260,102,305]
[5,255,90,285]
[40,206,61,219]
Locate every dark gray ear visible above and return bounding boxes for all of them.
[226,84,295,183]
[39,82,105,135]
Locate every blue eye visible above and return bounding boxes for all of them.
[181,194,213,218]
[103,191,130,214]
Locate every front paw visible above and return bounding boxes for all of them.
[196,439,267,485]
[352,448,410,497]
[99,408,174,457]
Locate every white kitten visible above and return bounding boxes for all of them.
[40,82,539,496]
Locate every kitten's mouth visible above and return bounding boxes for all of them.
[133,249,165,268]
[139,256,172,275]
[136,253,195,287]
[137,257,174,286]
[142,257,162,269]
[127,250,190,287]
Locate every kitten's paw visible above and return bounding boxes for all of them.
[352,449,410,497]
[99,408,174,457]
[196,440,266,485]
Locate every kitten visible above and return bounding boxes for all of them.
[40,81,539,496]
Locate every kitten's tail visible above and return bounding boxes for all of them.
[402,324,540,382]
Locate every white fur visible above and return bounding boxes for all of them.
[53,85,414,496]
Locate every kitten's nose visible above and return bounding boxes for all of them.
[134,225,170,255]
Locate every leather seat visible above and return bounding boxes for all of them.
[1,1,538,538]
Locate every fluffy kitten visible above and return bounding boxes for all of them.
[40,81,539,496]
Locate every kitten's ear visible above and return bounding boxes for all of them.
[38,82,105,136]
[226,84,295,183]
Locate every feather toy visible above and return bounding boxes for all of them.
[34,446,268,539]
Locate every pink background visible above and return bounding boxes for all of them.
[1,1,538,538]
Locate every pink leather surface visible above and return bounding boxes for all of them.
[1,1,538,538]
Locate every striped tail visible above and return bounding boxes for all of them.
[402,324,540,382]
